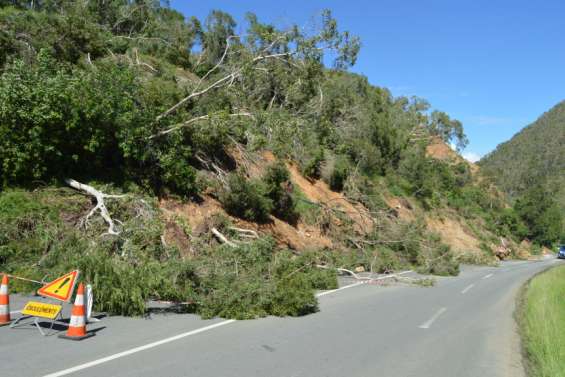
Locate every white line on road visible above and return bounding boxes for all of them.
[419,307,447,329]
[42,320,236,377]
[315,282,364,297]
[10,310,21,315]
[374,270,413,280]
[482,273,493,280]
[461,284,474,294]
[316,270,413,297]
[43,272,402,377]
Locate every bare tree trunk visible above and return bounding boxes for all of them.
[66,179,125,236]
[211,227,237,248]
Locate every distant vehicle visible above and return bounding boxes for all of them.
[558,245,565,259]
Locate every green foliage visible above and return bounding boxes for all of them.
[157,140,199,198]
[480,101,565,244]
[220,164,298,223]
[0,188,338,318]
[0,189,59,270]
[220,173,273,222]
[196,241,335,319]
[428,111,468,151]
[0,0,524,320]
[301,147,324,179]
[515,186,563,247]
[321,154,351,191]
[480,101,565,200]
[369,248,402,273]
[494,208,529,240]
[0,187,193,315]
[398,148,461,208]
[0,52,135,185]
[262,162,298,222]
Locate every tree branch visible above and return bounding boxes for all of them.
[155,44,295,123]
[212,227,237,248]
[66,179,126,236]
[150,112,254,139]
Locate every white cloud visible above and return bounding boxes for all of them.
[462,151,481,163]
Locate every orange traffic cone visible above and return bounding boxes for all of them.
[59,283,94,340]
[0,274,10,326]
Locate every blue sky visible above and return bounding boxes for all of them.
[171,0,565,161]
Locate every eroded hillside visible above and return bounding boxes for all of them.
[0,2,536,318]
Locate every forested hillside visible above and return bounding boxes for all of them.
[0,1,532,317]
[480,101,565,246]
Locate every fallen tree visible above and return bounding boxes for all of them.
[66,179,126,236]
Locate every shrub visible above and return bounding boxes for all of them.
[158,143,199,198]
[321,154,351,191]
[418,241,459,276]
[262,162,298,223]
[370,247,402,273]
[220,173,273,222]
[301,148,324,179]
[194,240,337,319]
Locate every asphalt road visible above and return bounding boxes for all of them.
[1,257,562,377]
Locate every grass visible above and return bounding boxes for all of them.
[519,265,565,377]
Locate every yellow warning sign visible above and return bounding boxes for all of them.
[37,270,79,302]
[21,301,62,320]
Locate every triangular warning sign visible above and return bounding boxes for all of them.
[37,270,79,302]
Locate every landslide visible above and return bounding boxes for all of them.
[0,2,532,319]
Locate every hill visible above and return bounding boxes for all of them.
[480,101,565,245]
[480,101,565,198]
[0,1,532,318]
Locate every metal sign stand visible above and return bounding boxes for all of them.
[10,311,67,336]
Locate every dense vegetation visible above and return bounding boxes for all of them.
[0,1,532,317]
[480,101,565,246]
[519,266,565,377]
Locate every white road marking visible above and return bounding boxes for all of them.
[419,307,447,329]
[315,282,364,297]
[482,273,493,280]
[42,320,236,377]
[461,284,475,294]
[10,310,21,315]
[377,270,414,279]
[316,270,413,297]
[43,271,412,377]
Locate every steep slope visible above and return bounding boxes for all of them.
[426,137,479,174]
[479,102,565,246]
[479,101,565,201]
[0,2,534,319]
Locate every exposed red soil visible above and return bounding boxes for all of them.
[160,146,501,260]
[426,137,479,174]
[425,215,482,256]
[383,196,416,222]
[284,161,373,235]
[160,195,333,252]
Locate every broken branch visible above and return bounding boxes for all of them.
[228,226,259,239]
[66,179,126,236]
[150,112,253,139]
[211,227,237,248]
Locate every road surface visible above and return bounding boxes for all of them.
[1,257,561,377]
